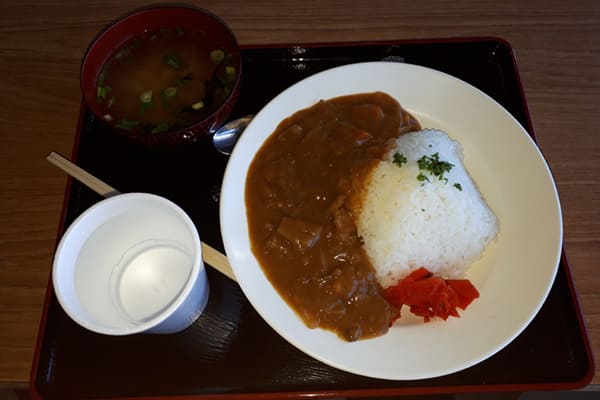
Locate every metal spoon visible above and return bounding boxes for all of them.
[211,115,253,155]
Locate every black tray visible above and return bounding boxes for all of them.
[30,38,594,400]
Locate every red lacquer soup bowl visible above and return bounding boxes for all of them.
[81,5,241,145]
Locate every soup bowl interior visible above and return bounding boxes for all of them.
[81,5,241,145]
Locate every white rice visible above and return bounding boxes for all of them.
[356,129,499,288]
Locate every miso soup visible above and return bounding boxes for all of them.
[96,27,238,135]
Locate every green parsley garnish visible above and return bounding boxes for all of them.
[392,152,407,167]
[417,152,454,181]
[417,172,430,183]
[453,183,463,191]
[163,53,182,69]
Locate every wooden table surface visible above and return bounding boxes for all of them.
[1,0,598,391]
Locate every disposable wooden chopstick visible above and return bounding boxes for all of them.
[200,243,235,281]
[47,152,120,197]
[46,151,237,282]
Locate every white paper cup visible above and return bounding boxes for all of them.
[52,193,209,335]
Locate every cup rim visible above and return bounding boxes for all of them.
[52,192,203,335]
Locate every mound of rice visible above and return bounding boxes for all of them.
[356,129,499,288]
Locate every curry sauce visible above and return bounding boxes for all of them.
[245,92,420,341]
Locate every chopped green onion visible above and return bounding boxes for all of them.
[96,85,112,102]
[116,119,140,131]
[210,49,225,64]
[151,123,169,134]
[176,74,193,86]
[139,101,153,115]
[191,101,204,110]
[165,87,177,97]
[225,65,236,76]
[139,90,153,103]
[96,86,104,100]
[97,71,106,86]
[220,70,237,85]
[139,92,153,115]
[115,48,130,61]
[163,53,182,69]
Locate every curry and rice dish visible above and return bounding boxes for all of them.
[245,92,498,341]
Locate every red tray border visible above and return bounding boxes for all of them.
[28,37,595,400]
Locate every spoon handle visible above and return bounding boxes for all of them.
[46,151,237,282]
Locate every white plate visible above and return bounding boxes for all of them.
[220,62,562,380]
